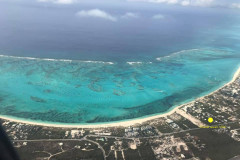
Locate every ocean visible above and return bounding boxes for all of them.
[0,0,240,123]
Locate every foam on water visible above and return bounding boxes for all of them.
[155,49,232,61]
[0,48,239,123]
[0,54,114,65]
[126,61,153,65]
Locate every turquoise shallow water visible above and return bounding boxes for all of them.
[0,48,240,123]
[1,3,240,124]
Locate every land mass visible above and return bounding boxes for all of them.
[1,67,240,160]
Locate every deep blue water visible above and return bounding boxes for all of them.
[0,1,240,123]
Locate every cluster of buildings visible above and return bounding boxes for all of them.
[65,129,85,138]
[124,125,157,137]
[181,78,240,126]
[151,135,192,160]
[166,119,180,130]
[231,128,240,141]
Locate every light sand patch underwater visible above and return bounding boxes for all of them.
[0,48,240,123]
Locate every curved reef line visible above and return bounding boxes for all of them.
[0,66,240,128]
[0,54,114,65]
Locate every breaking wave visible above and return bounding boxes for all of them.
[156,49,200,61]
[126,61,153,65]
[155,48,233,61]
[0,54,114,65]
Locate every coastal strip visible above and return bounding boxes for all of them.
[0,66,240,129]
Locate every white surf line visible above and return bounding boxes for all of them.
[126,61,153,65]
[0,54,114,65]
[156,48,201,61]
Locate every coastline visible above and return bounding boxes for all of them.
[0,66,240,129]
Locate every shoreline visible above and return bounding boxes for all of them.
[1,66,240,129]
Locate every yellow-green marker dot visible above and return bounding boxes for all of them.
[208,117,213,123]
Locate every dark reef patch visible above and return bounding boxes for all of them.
[30,96,46,103]
[86,86,207,123]
[43,89,52,93]
[0,106,84,123]
[0,86,209,123]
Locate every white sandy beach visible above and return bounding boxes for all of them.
[0,66,240,129]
